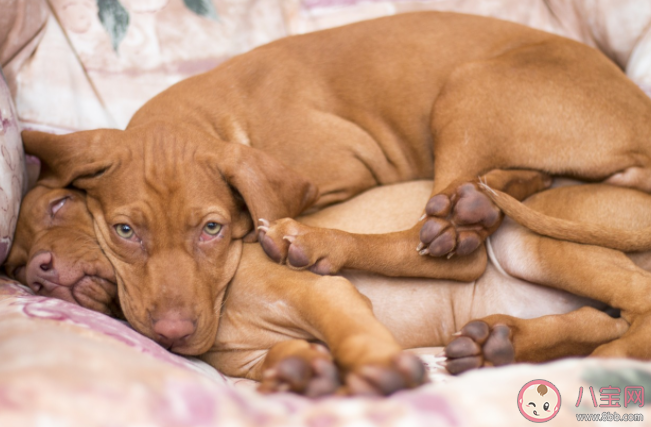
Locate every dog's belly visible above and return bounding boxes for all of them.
[346,260,593,350]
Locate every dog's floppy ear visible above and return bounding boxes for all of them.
[212,143,319,241]
[22,130,117,189]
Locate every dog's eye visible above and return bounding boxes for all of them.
[115,224,135,239]
[50,197,69,217]
[203,222,222,236]
[543,402,549,411]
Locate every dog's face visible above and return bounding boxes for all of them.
[21,124,318,355]
[4,186,122,317]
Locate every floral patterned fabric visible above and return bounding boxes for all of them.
[6,0,651,132]
[2,278,651,426]
[0,72,27,265]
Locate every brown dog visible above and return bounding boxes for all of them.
[19,13,651,366]
[444,183,651,373]
[6,186,121,318]
[8,180,649,395]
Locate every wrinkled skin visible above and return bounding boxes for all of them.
[4,186,121,318]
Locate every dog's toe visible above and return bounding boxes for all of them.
[453,183,501,228]
[483,324,515,366]
[446,356,483,375]
[259,232,285,263]
[460,320,490,343]
[444,321,514,375]
[347,353,426,396]
[427,228,457,257]
[425,194,451,216]
[304,358,340,398]
[421,181,502,257]
[456,231,482,256]
[287,243,311,268]
[259,355,341,397]
[445,336,481,358]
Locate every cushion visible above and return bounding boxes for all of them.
[0,70,27,264]
[8,0,651,133]
[2,279,650,425]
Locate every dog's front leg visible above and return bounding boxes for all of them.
[258,168,548,280]
[232,246,426,396]
[272,274,426,396]
[258,217,487,280]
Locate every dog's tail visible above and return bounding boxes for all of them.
[479,183,651,252]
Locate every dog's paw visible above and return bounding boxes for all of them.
[258,354,341,398]
[419,182,500,257]
[257,218,344,275]
[346,353,427,396]
[444,320,514,375]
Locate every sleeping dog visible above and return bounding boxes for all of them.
[8,180,647,395]
[20,13,651,369]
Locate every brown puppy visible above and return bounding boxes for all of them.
[7,181,644,395]
[20,13,651,360]
[444,183,651,374]
[5,186,120,317]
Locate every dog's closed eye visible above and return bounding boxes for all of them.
[49,197,69,217]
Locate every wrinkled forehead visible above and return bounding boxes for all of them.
[19,186,88,228]
[88,156,235,219]
[78,125,237,211]
[8,187,90,261]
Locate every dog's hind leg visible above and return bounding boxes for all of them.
[444,307,628,375]
[423,41,651,258]
[418,168,552,258]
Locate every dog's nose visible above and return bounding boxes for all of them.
[26,251,59,292]
[152,316,197,348]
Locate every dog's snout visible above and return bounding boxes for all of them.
[38,253,53,271]
[26,251,59,291]
[152,316,197,349]
[32,251,53,272]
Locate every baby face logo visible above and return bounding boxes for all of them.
[518,380,561,422]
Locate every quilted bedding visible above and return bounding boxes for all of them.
[3,279,651,426]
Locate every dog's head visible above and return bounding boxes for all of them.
[22,124,318,355]
[4,185,122,317]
